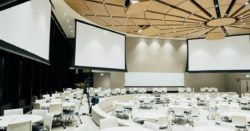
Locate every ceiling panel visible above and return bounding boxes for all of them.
[61,0,250,39]
[85,1,109,16]
[105,5,126,17]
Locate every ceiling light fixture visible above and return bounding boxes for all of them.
[66,19,70,23]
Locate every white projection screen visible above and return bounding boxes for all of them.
[75,20,126,70]
[0,0,51,64]
[188,35,250,72]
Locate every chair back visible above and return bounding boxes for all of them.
[49,103,63,115]
[120,88,126,95]
[32,103,41,109]
[157,116,169,125]
[4,108,23,116]
[44,113,53,131]
[99,118,118,129]
[32,109,48,118]
[7,120,32,131]
[232,115,247,127]
[173,107,185,116]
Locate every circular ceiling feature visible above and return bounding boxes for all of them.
[207,18,236,27]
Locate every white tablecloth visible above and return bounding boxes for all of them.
[39,102,75,108]
[193,126,234,131]
[100,127,153,131]
[0,114,43,127]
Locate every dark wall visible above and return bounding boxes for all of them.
[0,13,75,114]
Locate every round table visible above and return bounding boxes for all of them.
[100,127,153,131]
[0,114,43,127]
[193,126,234,131]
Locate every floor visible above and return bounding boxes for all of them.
[53,99,99,131]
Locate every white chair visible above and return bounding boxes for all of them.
[32,113,53,131]
[115,88,121,94]
[32,109,48,124]
[186,87,192,93]
[143,121,159,131]
[74,124,88,131]
[157,116,169,129]
[49,103,63,116]
[162,88,167,93]
[50,99,62,103]
[42,94,50,99]
[52,93,60,98]
[97,91,105,98]
[178,88,184,93]
[111,89,118,96]
[32,103,41,109]
[7,120,32,131]
[120,88,127,95]
[49,103,65,128]
[99,118,118,129]
[173,107,187,125]
[44,113,53,131]
[4,108,23,116]
[153,88,158,93]
[232,115,247,130]
[32,109,48,118]
[157,88,162,94]
[133,88,138,93]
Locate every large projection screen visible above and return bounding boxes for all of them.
[0,0,51,64]
[125,72,184,87]
[75,20,126,71]
[188,35,250,72]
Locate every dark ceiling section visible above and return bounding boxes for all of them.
[213,0,221,18]
[0,0,29,11]
[224,0,236,17]
[190,0,213,19]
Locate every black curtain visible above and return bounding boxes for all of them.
[0,13,75,115]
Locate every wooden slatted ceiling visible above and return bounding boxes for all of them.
[85,1,109,16]
[65,0,250,39]
[160,0,186,6]
[65,0,93,15]
[105,5,126,17]
[147,1,172,14]
[105,0,126,6]
[114,18,135,25]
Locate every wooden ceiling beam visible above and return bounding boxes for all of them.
[190,0,213,18]
[224,0,236,17]
[155,0,208,21]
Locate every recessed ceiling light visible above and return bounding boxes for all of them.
[215,4,218,7]
[70,30,74,33]
[64,12,67,16]
[66,19,70,23]
[138,29,142,33]
[245,2,249,5]
[69,25,72,28]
